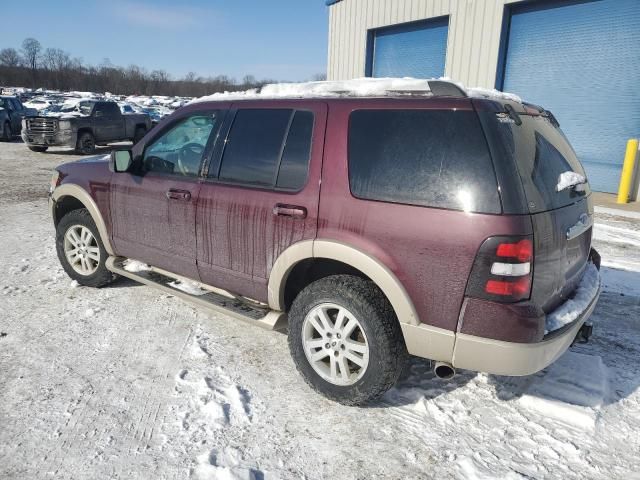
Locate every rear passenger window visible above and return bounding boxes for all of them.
[217,109,314,190]
[219,109,291,186]
[348,110,501,214]
[276,111,314,190]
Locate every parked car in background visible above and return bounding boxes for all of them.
[23,97,55,111]
[22,100,151,154]
[47,79,601,405]
[0,95,37,141]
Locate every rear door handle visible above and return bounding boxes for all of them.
[273,204,307,219]
[166,189,192,201]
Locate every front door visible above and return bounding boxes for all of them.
[196,102,327,303]
[110,110,222,279]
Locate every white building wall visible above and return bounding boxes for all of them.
[327,0,525,89]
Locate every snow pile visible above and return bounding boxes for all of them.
[122,259,150,273]
[166,332,264,480]
[517,351,608,430]
[467,86,522,103]
[546,262,600,333]
[168,279,208,296]
[190,77,523,104]
[557,171,587,192]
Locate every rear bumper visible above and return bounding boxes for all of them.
[451,274,601,376]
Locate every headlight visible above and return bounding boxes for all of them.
[49,171,61,194]
[58,120,72,130]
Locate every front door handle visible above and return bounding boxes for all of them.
[273,204,307,219]
[166,189,192,201]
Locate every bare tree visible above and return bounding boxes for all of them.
[21,38,42,70]
[0,48,21,67]
[21,37,42,86]
[0,38,282,97]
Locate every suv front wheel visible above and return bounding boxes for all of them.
[55,208,116,288]
[288,275,407,405]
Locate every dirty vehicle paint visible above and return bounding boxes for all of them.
[49,84,601,403]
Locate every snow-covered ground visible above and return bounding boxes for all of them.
[1,141,639,479]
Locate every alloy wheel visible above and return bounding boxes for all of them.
[63,225,100,275]
[302,303,370,386]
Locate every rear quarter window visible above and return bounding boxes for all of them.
[348,109,501,214]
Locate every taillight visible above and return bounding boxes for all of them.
[465,236,533,303]
[496,239,532,262]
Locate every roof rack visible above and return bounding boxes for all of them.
[190,78,519,105]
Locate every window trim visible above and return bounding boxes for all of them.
[204,107,315,194]
[137,109,225,179]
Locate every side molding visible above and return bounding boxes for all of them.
[51,183,115,256]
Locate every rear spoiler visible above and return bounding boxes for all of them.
[522,101,560,127]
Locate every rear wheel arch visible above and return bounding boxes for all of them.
[51,184,115,256]
[269,240,420,326]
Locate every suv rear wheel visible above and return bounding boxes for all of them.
[55,208,116,288]
[288,275,407,405]
[76,131,96,155]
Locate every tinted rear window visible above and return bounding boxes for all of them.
[490,113,590,212]
[348,109,501,214]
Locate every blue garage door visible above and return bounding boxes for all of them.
[369,17,448,79]
[501,0,640,193]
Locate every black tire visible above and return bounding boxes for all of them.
[288,274,408,405]
[76,131,96,155]
[28,145,48,152]
[2,122,11,142]
[133,126,146,145]
[55,208,116,288]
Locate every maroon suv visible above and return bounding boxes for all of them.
[49,80,601,405]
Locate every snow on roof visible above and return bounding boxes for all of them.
[189,77,522,104]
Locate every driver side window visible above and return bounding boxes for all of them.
[142,112,219,177]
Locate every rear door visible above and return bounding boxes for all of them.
[195,101,326,303]
[8,98,24,132]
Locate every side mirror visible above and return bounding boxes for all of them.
[110,149,133,173]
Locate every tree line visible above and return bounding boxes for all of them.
[0,38,325,97]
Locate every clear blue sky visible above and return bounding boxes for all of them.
[2,0,329,81]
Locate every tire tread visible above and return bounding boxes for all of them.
[288,274,407,405]
[55,208,116,288]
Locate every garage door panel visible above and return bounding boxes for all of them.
[371,17,448,79]
[502,0,640,193]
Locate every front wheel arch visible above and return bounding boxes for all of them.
[51,185,115,256]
